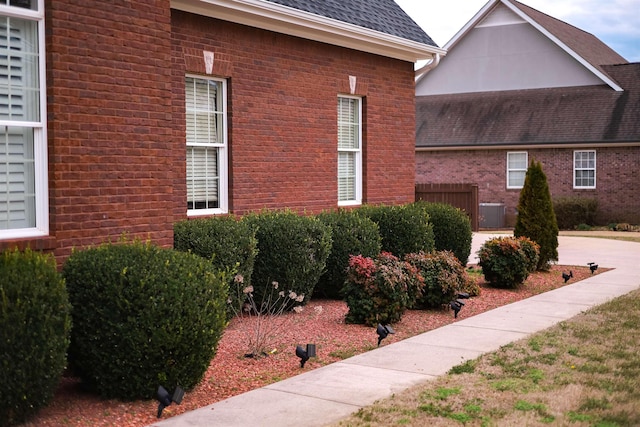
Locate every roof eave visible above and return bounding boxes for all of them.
[416,140,640,151]
[171,0,446,62]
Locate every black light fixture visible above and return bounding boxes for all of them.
[295,344,316,368]
[588,262,598,274]
[562,270,573,283]
[457,292,470,299]
[450,299,465,318]
[376,323,395,347]
[156,385,185,418]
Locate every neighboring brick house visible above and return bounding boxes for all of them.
[0,0,444,262]
[415,0,640,227]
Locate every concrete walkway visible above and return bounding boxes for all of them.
[150,234,640,427]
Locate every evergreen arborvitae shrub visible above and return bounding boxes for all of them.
[404,250,472,309]
[316,209,381,299]
[415,201,472,265]
[514,159,559,270]
[356,204,434,257]
[243,210,332,309]
[477,236,540,288]
[553,197,599,230]
[0,249,71,427]
[63,241,228,400]
[174,216,258,318]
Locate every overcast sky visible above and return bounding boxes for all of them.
[395,0,640,62]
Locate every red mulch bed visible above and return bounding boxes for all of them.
[23,265,600,426]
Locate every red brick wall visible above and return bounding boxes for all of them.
[44,0,175,261]
[0,3,418,263]
[171,11,417,218]
[416,146,640,226]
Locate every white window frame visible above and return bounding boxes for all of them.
[0,1,48,240]
[506,151,528,189]
[185,74,228,216]
[337,95,362,206]
[573,150,596,189]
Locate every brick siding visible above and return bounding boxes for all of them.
[0,2,418,264]
[416,146,640,226]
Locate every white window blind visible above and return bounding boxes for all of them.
[185,76,227,214]
[574,150,596,189]
[337,96,361,205]
[0,9,45,236]
[507,152,527,189]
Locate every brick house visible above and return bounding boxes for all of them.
[414,0,640,227]
[0,0,444,262]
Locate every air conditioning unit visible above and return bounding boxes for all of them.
[479,203,506,228]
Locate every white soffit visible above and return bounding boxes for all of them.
[171,0,445,62]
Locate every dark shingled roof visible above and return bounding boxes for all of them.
[264,0,437,46]
[416,63,640,147]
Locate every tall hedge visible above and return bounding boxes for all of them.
[514,159,559,270]
[356,204,434,257]
[316,209,382,299]
[243,210,332,308]
[174,216,258,317]
[63,241,228,400]
[415,201,472,265]
[0,249,71,427]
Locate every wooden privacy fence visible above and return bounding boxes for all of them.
[415,183,479,231]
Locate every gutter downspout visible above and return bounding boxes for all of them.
[415,53,440,80]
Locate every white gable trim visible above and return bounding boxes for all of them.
[428,0,622,91]
[171,0,445,62]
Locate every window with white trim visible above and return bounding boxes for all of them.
[185,75,227,215]
[337,96,361,205]
[574,150,596,189]
[0,0,48,239]
[506,151,527,189]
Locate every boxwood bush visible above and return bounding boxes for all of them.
[316,209,381,299]
[356,204,434,257]
[174,216,258,318]
[477,236,540,288]
[342,252,423,326]
[415,201,472,265]
[62,241,228,400]
[0,249,71,427]
[553,196,598,230]
[243,210,332,309]
[404,250,473,309]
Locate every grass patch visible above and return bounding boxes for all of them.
[334,289,640,427]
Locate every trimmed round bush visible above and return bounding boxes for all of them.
[477,236,540,288]
[243,210,332,309]
[356,204,434,257]
[404,250,472,309]
[316,209,381,299]
[63,241,228,400]
[415,201,472,265]
[174,216,258,318]
[342,252,423,326]
[0,249,70,427]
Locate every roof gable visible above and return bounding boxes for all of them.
[416,0,626,93]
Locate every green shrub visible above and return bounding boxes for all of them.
[514,159,558,270]
[553,197,598,230]
[63,240,228,400]
[243,210,332,309]
[356,204,435,257]
[477,236,540,288]
[404,251,472,309]
[316,209,381,299]
[415,201,472,265]
[0,249,71,427]
[342,252,423,326]
[174,216,257,317]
